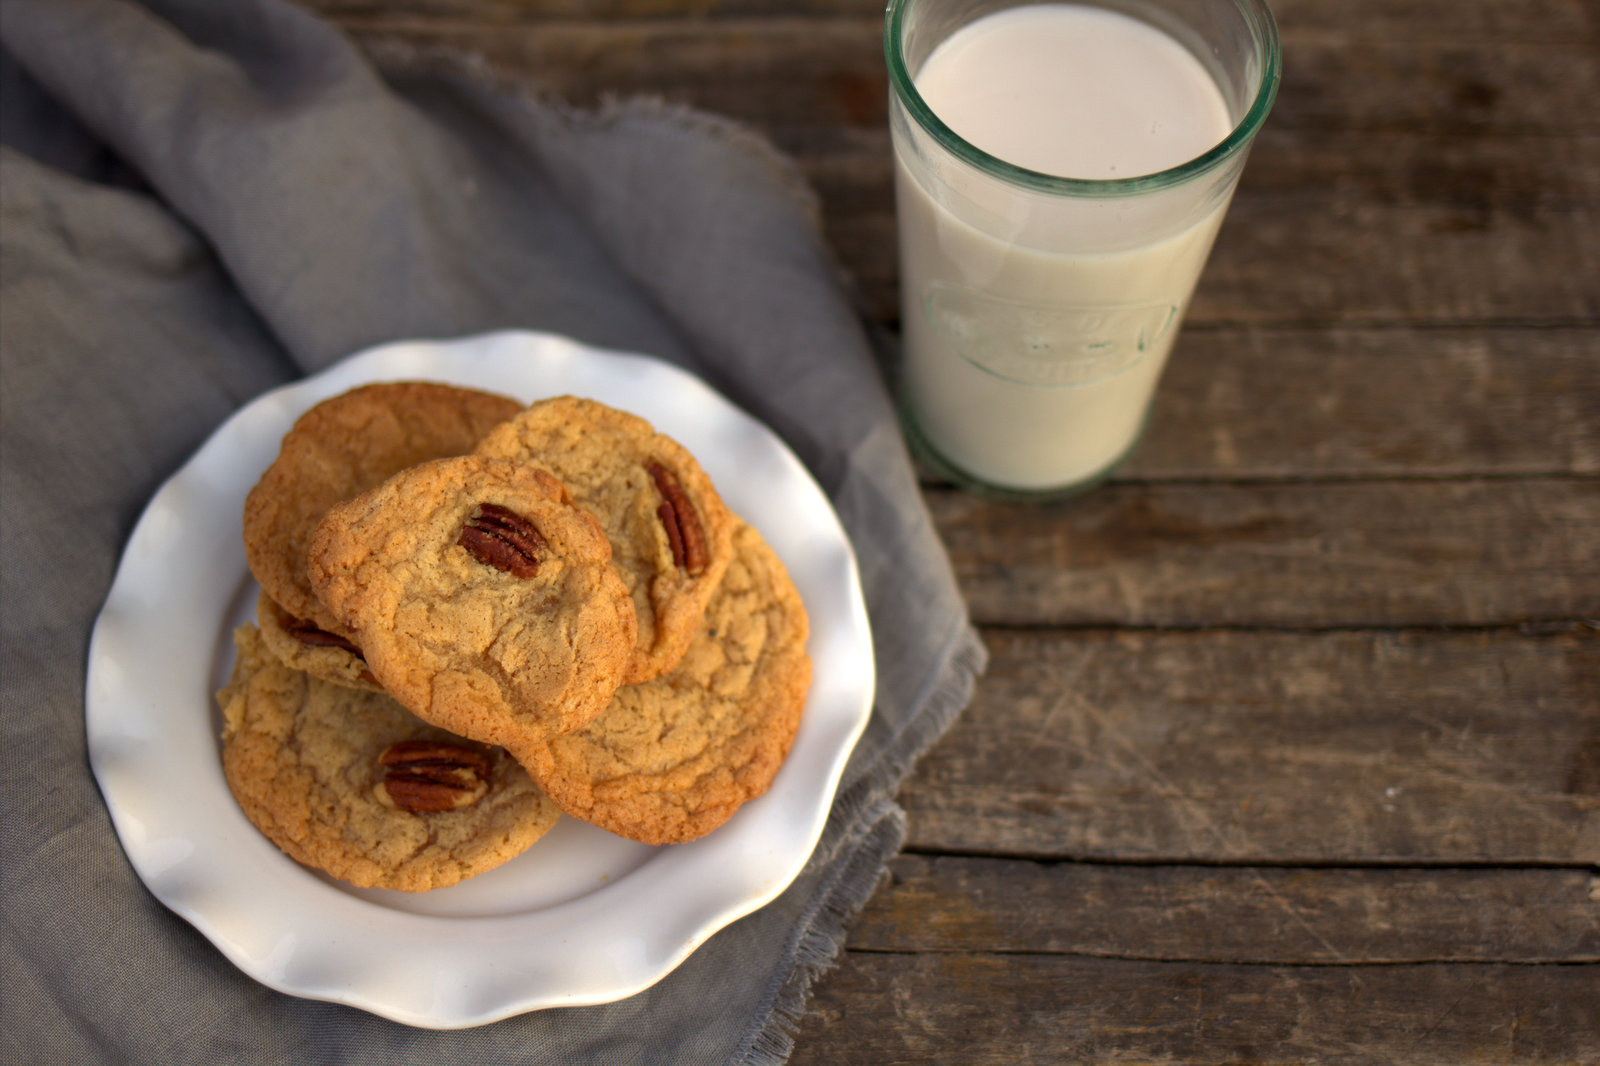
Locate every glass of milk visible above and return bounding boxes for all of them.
[887,0,1281,498]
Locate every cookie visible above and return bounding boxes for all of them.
[217,625,560,892]
[243,381,522,635]
[306,454,637,744]
[508,520,811,845]
[254,590,383,693]
[474,395,736,685]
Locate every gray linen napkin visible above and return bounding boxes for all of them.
[0,1,986,1063]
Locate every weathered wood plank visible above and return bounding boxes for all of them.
[325,19,1600,138]
[856,857,1600,963]
[861,324,1600,481]
[899,628,1600,863]
[839,211,1600,328]
[1274,39,1600,136]
[1194,198,1600,327]
[832,204,1600,328]
[1238,129,1600,210]
[790,954,1600,1065]
[931,480,1600,628]
[814,132,1600,324]
[305,0,1600,47]
[1125,328,1600,479]
[802,104,1600,190]
[1269,0,1600,42]
[835,134,1600,324]
[802,127,1600,234]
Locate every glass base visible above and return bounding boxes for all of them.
[898,399,1148,504]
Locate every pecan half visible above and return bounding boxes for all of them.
[375,740,493,813]
[458,502,544,578]
[285,618,364,659]
[646,460,708,575]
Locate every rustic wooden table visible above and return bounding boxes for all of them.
[306,1,1599,1060]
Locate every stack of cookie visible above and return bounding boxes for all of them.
[218,383,811,893]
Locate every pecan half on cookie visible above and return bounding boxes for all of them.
[458,503,546,578]
[376,739,494,813]
[254,591,382,693]
[646,460,709,575]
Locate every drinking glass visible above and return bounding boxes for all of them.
[886,0,1281,498]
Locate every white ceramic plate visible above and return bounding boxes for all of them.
[86,330,874,1028]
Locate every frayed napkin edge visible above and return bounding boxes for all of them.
[734,802,907,1066]
[355,37,826,233]
[734,622,989,1064]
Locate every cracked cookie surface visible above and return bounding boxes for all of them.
[474,395,735,685]
[508,520,811,845]
[217,625,559,892]
[307,455,637,744]
[243,381,522,635]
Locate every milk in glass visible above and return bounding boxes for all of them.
[893,3,1239,492]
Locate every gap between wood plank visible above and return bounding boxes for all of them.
[834,948,1600,967]
[950,606,1600,633]
[927,473,1600,490]
[892,846,1600,872]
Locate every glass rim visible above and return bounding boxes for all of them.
[884,0,1282,197]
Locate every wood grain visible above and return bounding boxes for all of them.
[789,954,1600,1066]
[930,480,1600,628]
[1128,328,1600,479]
[854,858,1600,963]
[901,628,1600,863]
[307,0,1600,43]
[833,146,1600,323]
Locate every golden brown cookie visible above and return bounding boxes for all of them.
[255,591,383,693]
[474,395,736,685]
[217,625,560,892]
[508,520,811,845]
[306,455,638,745]
[243,381,522,635]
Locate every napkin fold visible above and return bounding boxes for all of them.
[0,2,986,1062]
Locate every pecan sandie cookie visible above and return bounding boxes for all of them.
[217,625,560,892]
[507,520,810,845]
[307,455,637,745]
[243,381,522,635]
